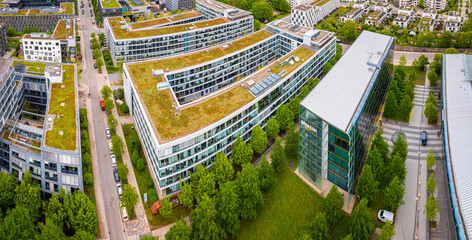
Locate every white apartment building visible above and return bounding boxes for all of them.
[340,7,365,22]
[392,10,415,28]
[22,20,76,63]
[399,0,419,8]
[444,15,462,32]
[425,0,446,10]
[291,0,340,27]
[289,0,312,8]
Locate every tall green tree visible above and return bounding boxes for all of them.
[426,92,437,106]
[399,54,407,66]
[0,206,38,240]
[215,181,241,238]
[399,95,413,120]
[428,69,439,86]
[276,104,294,132]
[378,221,396,240]
[191,194,222,240]
[44,192,67,228]
[15,170,42,221]
[160,197,173,218]
[424,102,438,123]
[104,98,115,113]
[371,130,389,162]
[425,195,439,221]
[166,219,191,240]
[342,20,358,40]
[384,92,397,117]
[350,198,373,240]
[179,180,194,209]
[365,147,384,181]
[270,0,290,12]
[289,96,302,119]
[107,115,117,133]
[430,54,442,75]
[311,213,331,240]
[355,164,379,205]
[438,31,453,48]
[232,136,253,165]
[251,1,273,21]
[65,190,98,235]
[112,135,124,157]
[426,149,436,169]
[387,153,407,183]
[271,137,286,174]
[427,173,436,194]
[392,135,408,161]
[324,185,344,226]
[211,151,234,186]
[117,163,129,183]
[383,176,405,212]
[250,125,268,154]
[257,156,275,193]
[38,220,66,240]
[236,163,263,220]
[120,184,139,219]
[101,85,112,100]
[417,55,429,71]
[194,167,216,203]
[265,117,280,139]
[0,172,18,210]
[71,229,96,240]
[254,19,261,31]
[285,125,299,160]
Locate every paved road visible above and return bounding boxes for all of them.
[77,1,127,239]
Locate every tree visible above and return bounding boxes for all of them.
[418,55,429,71]
[399,54,407,66]
[424,102,437,124]
[427,173,436,194]
[120,184,139,216]
[44,193,66,228]
[38,220,66,240]
[265,117,280,139]
[148,188,158,204]
[192,165,216,203]
[236,163,263,220]
[104,98,115,113]
[93,49,101,59]
[271,137,286,173]
[371,130,389,162]
[7,25,16,36]
[438,31,453,48]
[443,47,459,54]
[71,229,95,240]
[251,1,273,21]
[311,213,331,240]
[383,176,405,212]
[350,198,373,240]
[324,185,344,226]
[271,0,290,12]
[250,125,268,154]
[426,92,437,106]
[121,103,129,113]
[0,206,38,240]
[430,54,442,75]
[215,181,240,238]
[117,163,129,183]
[257,156,275,193]
[166,219,191,240]
[417,30,435,47]
[399,95,413,120]
[140,236,158,240]
[0,172,18,210]
[15,171,42,221]
[96,57,104,70]
[98,33,106,45]
[107,115,117,133]
[428,69,439,86]
[392,135,408,161]
[211,151,234,186]
[276,104,294,132]
[323,62,333,75]
[160,196,173,218]
[355,164,379,205]
[137,158,146,171]
[232,135,253,165]
[384,92,397,117]
[65,190,98,234]
[146,176,154,188]
[23,26,31,34]
[365,147,384,181]
[289,96,302,118]
[84,173,93,186]
[387,153,407,182]
[378,221,396,240]
[179,180,194,208]
[426,149,436,169]
[112,135,124,157]
[285,125,299,160]
[342,20,358,41]
[191,194,222,240]
[131,149,139,167]
[254,19,261,31]
[31,25,39,33]
[425,195,439,221]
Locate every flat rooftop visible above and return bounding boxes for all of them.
[196,0,250,18]
[0,3,73,15]
[23,19,74,40]
[443,54,472,238]
[126,38,315,143]
[269,20,316,38]
[129,12,202,29]
[310,0,331,6]
[108,16,231,39]
[300,31,393,133]
[101,0,120,9]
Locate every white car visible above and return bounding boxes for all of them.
[106,128,111,139]
[116,184,122,198]
[378,210,394,223]
[108,140,113,153]
[111,155,117,167]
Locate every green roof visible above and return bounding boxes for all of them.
[271,47,315,75]
[130,12,202,29]
[126,0,144,7]
[101,0,120,9]
[52,20,74,39]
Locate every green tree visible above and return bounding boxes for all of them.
[120,184,139,217]
[84,173,93,186]
[418,55,429,71]
[378,221,396,240]
[160,196,173,218]
[371,130,389,162]
[0,172,18,210]
[443,48,459,54]
[65,190,98,234]
[148,188,158,204]
[232,135,253,165]
[285,125,299,160]
[140,236,158,240]
[392,135,408,161]
[324,185,344,226]
[104,98,115,113]
[426,92,437,106]
[0,206,38,240]
[137,158,145,171]
[15,170,42,221]
[276,104,294,132]
[131,149,139,167]
[430,54,442,75]
[112,135,124,157]
[399,54,407,66]
[251,1,273,21]
[311,213,331,240]
[146,176,154,188]
[250,125,268,154]
[38,220,66,240]
[387,153,407,183]
[179,180,194,209]
[107,115,117,133]
[254,19,261,31]
[438,31,453,48]
[211,151,234,186]
[257,155,275,193]
[428,69,439,86]
[236,163,263,220]
[323,62,333,75]
[383,176,405,212]
[31,25,39,32]
[117,163,129,183]
[350,198,373,240]
[427,149,436,169]
[342,20,358,40]
[166,219,191,240]
[71,229,95,240]
[384,92,397,117]
[215,181,240,238]
[271,137,286,173]
[193,165,216,203]
[399,95,413,120]
[44,193,66,228]
[23,26,31,34]
[425,195,439,221]
[289,96,302,118]
[417,30,435,47]
[355,164,379,205]
[424,102,438,124]
[365,147,384,181]
[265,117,280,139]
[7,25,16,36]
[271,0,290,12]
[191,194,222,240]
[427,173,436,194]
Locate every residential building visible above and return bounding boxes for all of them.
[442,54,472,240]
[399,0,419,8]
[392,12,415,28]
[418,15,437,31]
[0,23,8,57]
[165,0,194,12]
[21,19,76,63]
[291,0,340,27]
[444,15,462,32]
[288,0,312,8]
[365,10,388,27]
[195,0,252,21]
[298,31,393,205]
[425,0,445,10]
[104,0,253,62]
[122,26,336,196]
[98,0,123,18]
[340,8,365,22]
[118,0,151,19]
[0,58,82,200]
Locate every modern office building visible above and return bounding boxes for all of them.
[291,0,340,27]
[298,31,393,202]
[0,23,8,57]
[122,25,336,196]
[195,0,252,20]
[21,19,77,63]
[442,54,471,240]
[119,0,151,19]
[0,59,82,199]
[98,0,123,18]
[104,0,253,62]
[165,0,194,12]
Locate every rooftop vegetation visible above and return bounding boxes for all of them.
[101,0,120,9]
[126,0,145,7]
[53,20,74,39]
[13,61,47,73]
[130,12,201,29]
[270,47,315,75]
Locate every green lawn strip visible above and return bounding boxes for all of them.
[146,204,191,229]
[239,168,351,240]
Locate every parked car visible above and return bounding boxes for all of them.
[116,184,122,198]
[111,155,117,167]
[378,210,394,223]
[108,140,113,153]
[113,169,120,182]
[121,206,129,222]
[94,63,97,69]
[421,131,427,146]
[106,128,111,139]
[100,100,105,111]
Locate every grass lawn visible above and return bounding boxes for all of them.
[146,205,191,229]
[385,111,410,123]
[101,0,120,9]
[271,47,315,75]
[238,168,351,240]
[13,60,47,73]
[53,20,74,39]
[394,65,426,86]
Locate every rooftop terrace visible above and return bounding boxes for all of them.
[196,0,250,18]
[130,12,202,29]
[52,20,74,39]
[101,0,120,9]
[108,17,231,39]
[0,3,73,15]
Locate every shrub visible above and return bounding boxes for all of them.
[131,150,139,167]
[146,176,154,188]
[121,104,129,113]
[148,188,158,204]
[84,173,93,186]
[137,158,145,171]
